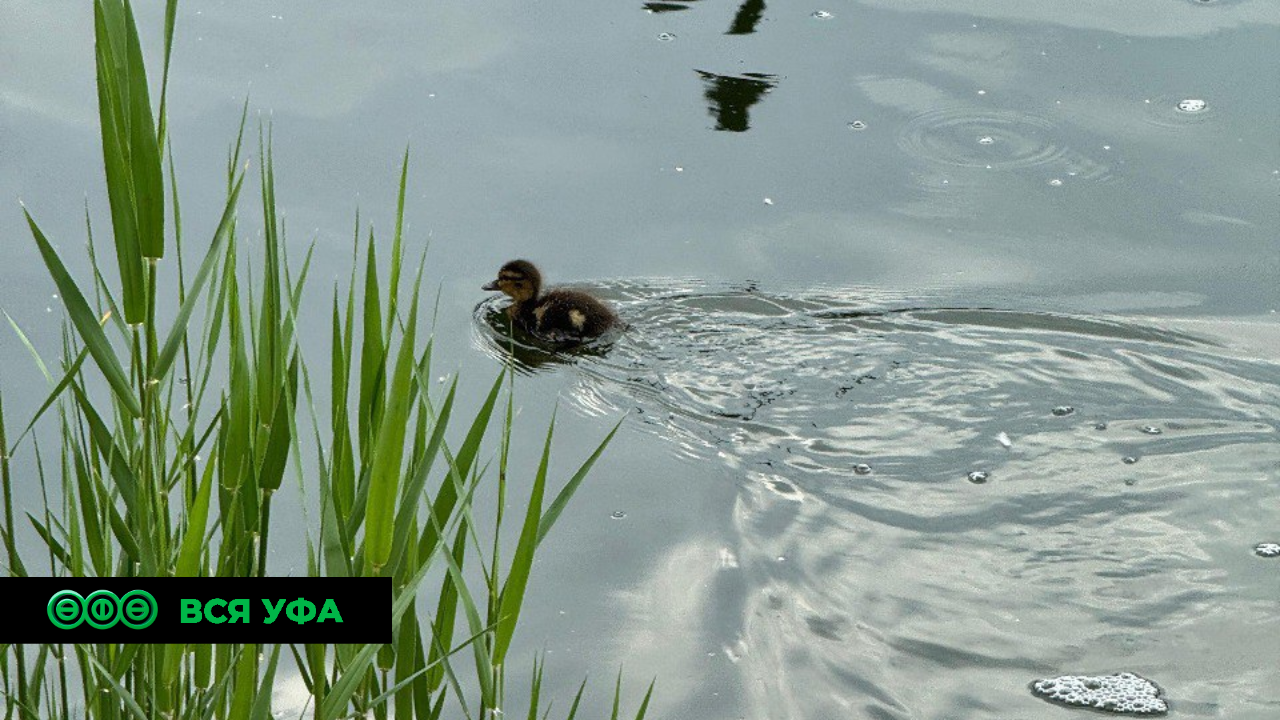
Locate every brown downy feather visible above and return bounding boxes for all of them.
[482,259,619,343]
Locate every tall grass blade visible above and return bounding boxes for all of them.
[24,210,141,417]
[564,678,587,720]
[4,338,89,453]
[384,147,409,339]
[610,669,623,720]
[248,644,281,720]
[175,456,216,577]
[363,297,418,572]
[537,419,622,545]
[93,0,146,321]
[156,0,178,148]
[424,514,467,691]
[357,235,385,455]
[71,383,153,573]
[387,377,455,574]
[82,653,150,720]
[150,172,244,383]
[632,680,655,720]
[416,371,504,565]
[97,0,164,261]
[492,412,555,665]
[257,352,298,493]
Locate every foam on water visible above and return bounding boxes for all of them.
[1032,672,1168,715]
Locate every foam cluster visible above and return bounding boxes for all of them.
[1031,672,1167,715]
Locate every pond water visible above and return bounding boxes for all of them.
[3,0,1279,718]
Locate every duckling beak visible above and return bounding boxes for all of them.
[482,280,500,291]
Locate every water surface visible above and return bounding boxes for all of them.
[2,0,1279,717]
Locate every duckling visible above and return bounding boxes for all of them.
[482,260,619,343]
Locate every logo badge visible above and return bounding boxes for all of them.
[47,589,158,630]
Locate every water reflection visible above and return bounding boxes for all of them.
[726,0,766,35]
[696,71,777,132]
[644,0,700,12]
[473,299,620,373]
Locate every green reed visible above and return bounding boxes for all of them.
[0,1,651,718]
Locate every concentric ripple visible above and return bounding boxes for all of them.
[897,108,1111,180]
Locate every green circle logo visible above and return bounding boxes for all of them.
[84,590,121,629]
[47,590,86,629]
[120,590,158,629]
[47,589,158,630]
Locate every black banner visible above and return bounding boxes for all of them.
[5,578,392,643]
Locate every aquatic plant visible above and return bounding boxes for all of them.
[0,1,649,718]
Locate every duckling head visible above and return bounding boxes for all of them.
[482,259,542,304]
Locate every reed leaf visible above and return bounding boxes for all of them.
[492,412,555,665]
[363,296,419,571]
[150,172,244,384]
[537,419,622,545]
[24,210,141,417]
[174,455,216,577]
[247,644,281,720]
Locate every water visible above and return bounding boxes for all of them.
[475,285,1280,716]
[3,0,1280,718]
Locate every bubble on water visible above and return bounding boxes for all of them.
[1254,542,1280,557]
[1052,405,1075,416]
[1123,456,1139,465]
[996,432,1012,448]
[1142,93,1217,128]
[675,166,685,172]
[657,32,676,42]
[848,120,867,130]
[978,135,995,145]
[1141,425,1163,435]
[610,510,627,519]
[967,471,990,484]
[1031,672,1168,714]
[811,10,833,19]
[853,463,873,475]
[1048,178,1064,187]
[976,89,987,96]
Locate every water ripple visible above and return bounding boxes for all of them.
[897,107,1112,180]
[475,282,1280,718]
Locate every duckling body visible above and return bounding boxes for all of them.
[483,260,619,344]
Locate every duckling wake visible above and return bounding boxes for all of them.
[475,280,1280,718]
